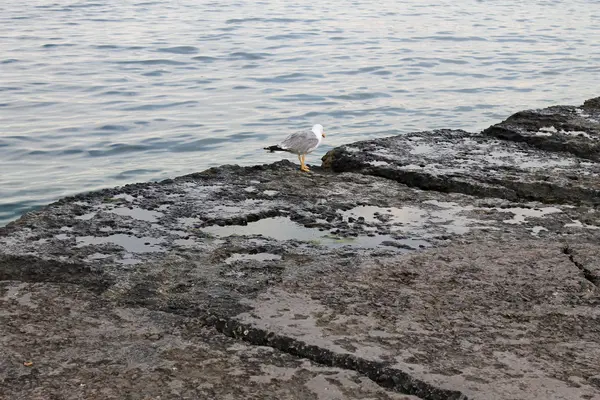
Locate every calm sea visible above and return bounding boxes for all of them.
[1,0,599,226]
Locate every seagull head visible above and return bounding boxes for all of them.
[312,124,325,138]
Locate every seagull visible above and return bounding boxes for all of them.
[264,124,325,172]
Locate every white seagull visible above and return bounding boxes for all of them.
[264,124,325,172]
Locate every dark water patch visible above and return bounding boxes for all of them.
[1,59,19,64]
[229,52,272,60]
[226,17,264,24]
[171,137,230,152]
[115,59,187,66]
[372,70,393,76]
[142,70,169,76]
[276,57,307,63]
[274,94,327,102]
[94,44,120,49]
[198,33,232,41]
[232,85,251,90]
[414,35,488,42]
[134,1,162,6]
[99,125,130,132]
[124,100,198,111]
[88,143,152,157]
[495,37,538,43]
[157,46,199,54]
[266,33,319,40]
[177,124,204,129]
[110,169,163,181]
[2,135,38,142]
[216,26,239,33]
[42,43,75,48]
[434,71,491,79]
[330,66,386,75]
[330,92,392,101]
[191,55,218,63]
[97,90,139,96]
[95,45,145,51]
[226,131,269,141]
[252,72,323,83]
[64,2,105,8]
[0,201,43,225]
[60,148,85,156]
[438,58,469,65]
[264,44,293,51]
[226,17,315,24]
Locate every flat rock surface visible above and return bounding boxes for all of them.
[482,97,600,161]
[321,129,600,205]
[2,99,600,400]
[0,281,417,400]
[237,238,600,400]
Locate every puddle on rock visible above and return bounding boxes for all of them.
[178,217,202,228]
[202,217,426,249]
[564,220,600,230]
[113,193,135,202]
[76,234,164,253]
[499,207,562,224]
[108,207,163,222]
[225,253,282,264]
[173,238,198,247]
[117,256,143,265]
[85,253,110,261]
[343,202,493,236]
[409,143,435,155]
[75,212,96,221]
[342,205,425,224]
[530,226,548,236]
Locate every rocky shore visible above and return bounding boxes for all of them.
[1,98,600,400]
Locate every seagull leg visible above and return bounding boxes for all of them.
[297,154,304,171]
[300,154,310,172]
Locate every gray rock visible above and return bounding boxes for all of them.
[482,97,600,161]
[0,282,419,400]
[321,129,600,205]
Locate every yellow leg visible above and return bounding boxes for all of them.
[297,154,304,171]
[300,154,310,172]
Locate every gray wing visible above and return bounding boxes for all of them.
[280,130,318,154]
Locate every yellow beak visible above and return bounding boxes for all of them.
[322,132,326,138]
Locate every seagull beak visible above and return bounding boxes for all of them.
[322,131,326,138]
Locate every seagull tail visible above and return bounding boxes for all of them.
[264,145,288,152]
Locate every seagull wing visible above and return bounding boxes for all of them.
[280,129,319,154]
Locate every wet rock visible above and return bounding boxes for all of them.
[0,282,419,400]
[236,239,600,400]
[483,97,600,161]
[321,129,600,205]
